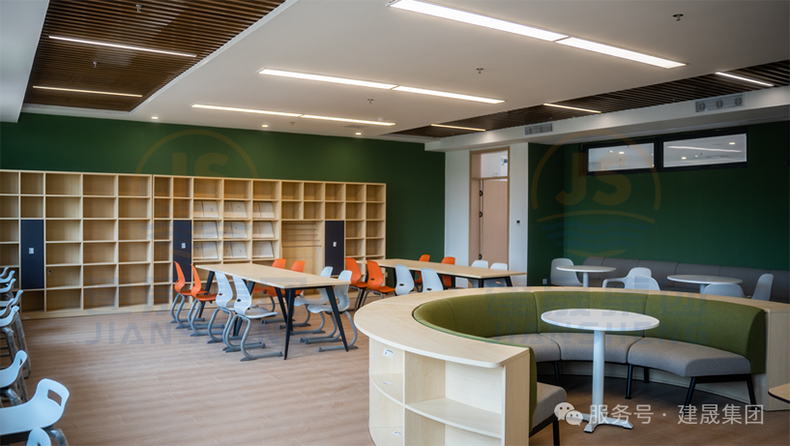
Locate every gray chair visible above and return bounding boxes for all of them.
[751,274,774,301]
[206,272,237,344]
[394,264,415,295]
[0,350,28,404]
[0,379,70,446]
[420,268,444,293]
[551,258,582,287]
[284,266,333,334]
[633,275,660,291]
[703,283,746,298]
[303,270,358,351]
[468,260,489,288]
[602,267,652,289]
[484,262,510,288]
[223,274,282,361]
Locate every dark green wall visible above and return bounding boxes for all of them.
[527,142,567,285]
[0,113,445,259]
[529,121,789,274]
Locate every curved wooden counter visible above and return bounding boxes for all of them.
[356,287,790,446]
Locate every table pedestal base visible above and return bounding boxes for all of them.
[581,413,634,433]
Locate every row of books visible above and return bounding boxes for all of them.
[193,221,275,239]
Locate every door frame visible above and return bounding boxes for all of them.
[469,147,510,266]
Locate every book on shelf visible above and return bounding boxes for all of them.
[232,241,247,258]
[231,222,246,238]
[254,202,275,219]
[223,242,232,258]
[253,221,274,238]
[223,201,233,218]
[253,241,273,258]
[201,201,219,219]
[202,242,218,260]
[200,221,218,239]
[193,242,204,260]
[193,200,204,218]
[232,202,247,219]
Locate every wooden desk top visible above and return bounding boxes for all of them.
[196,263,348,289]
[768,383,790,403]
[377,258,525,280]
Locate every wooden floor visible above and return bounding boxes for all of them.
[12,307,790,446]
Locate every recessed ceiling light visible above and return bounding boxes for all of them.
[192,104,301,117]
[555,38,685,69]
[543,103,601,114]
[261,124,269,128]
[355,132,362,136]
[49,36,196,57]
[32,86,142,97]
[388,0,567,42]
[729,142,736,145]
[259,69,396,89]
[715,72,774,87]
[681,157,687,160]
[300,115,395,126]
[430,123,486,132]
[394,86,503,104]
[151,116,159,120]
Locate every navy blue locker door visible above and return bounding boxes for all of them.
[20,220,45,289]
[324,221,345,275]
[173,220,192,282]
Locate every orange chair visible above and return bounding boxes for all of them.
[345,257,368,304]
[186,264,219,336]
[440,256,456,289]
[170,262,190,328]
[358,260,395,308]
[413,254,430,291]
[252,258,286,311]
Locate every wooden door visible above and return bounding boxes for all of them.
[480,179,508,264]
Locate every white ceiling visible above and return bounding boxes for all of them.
[10,0,790,142]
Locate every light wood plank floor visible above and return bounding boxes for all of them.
[11,308,790,445]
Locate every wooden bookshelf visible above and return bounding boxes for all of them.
[1,169,384,319]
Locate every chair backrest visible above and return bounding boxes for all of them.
[214,273,234,309]
[551,258,582,286]
[421,268,444,292]
[334,270,353,311]
[633,275,660,291]
[345,258,363,283]
[272,258,286,269]
[0,290,23,318]
[0,278,15,293]
[188,264,205,297]
[703,283,746,298]
[491,262,508,270]
[622,267,653,289]
[0,306,19,327]
[0,267,8,279]
[0,269,14,283]
[290,261,305,273]
[0,350,27,388]
[419,254,430,262]
[8,379,70,432]
[440,257,455,288]
[366,260,386,291]
[484,263,510,287]
[471,260,489,268]
[752,273,774,301]
[231,274,254,314]
[174,262,186,292]
[395,264,415,296]
[320,266,333,277]
[25,428,51,446]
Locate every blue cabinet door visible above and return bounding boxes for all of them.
[20,220,44,289]
[324,220,345,275]
[173,220,192,282]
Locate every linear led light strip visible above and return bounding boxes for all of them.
[715,72,774,87]
[543,103,601,114]
[389,0,685,69]
[259,69,503,104]
[666,145,742,153]
[191,104,396,126]
[32,86,142,97]
[430,123,485,132]
[49,36,196,57]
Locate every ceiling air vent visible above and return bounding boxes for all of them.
[525,123,553,135]
[695,93,744,113]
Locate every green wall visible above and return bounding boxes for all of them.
[0,113,445,259]
[527,142,567,285]
[528,121,789,276]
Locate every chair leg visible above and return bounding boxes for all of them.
[206,309,234,344]
[302,315,339,344]
[289,312,327,335]
[12,313,30,377]
[170,293,185,325]
[48,428,70,446]
[625,364,633,400]
[644,367,650,383]
[552,419,560,446]
[172,294,191,328]
[553,361,560,386]
[222,314,242,352]
[319,312,359,352]
[684,377,697,409]
[746,375,756,405]
[239,317,280,361]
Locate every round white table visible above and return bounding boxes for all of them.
[667,274,742,293]
[541,309,660,433]
[554,265,616,287]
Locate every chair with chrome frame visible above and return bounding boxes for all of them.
[484,262,510,288]
[0,350,29,405]
[440,256,456,289]
[170,262,191,329]
[284,266,333,335]
[186,265,219,336]
[205,272,238,345]
[345,257,368,306]
[0,379,70,446]
[413,254,430,291]
[223,274,282,361]
[357,260,395,308]
[394,264,415,296]
[303,270,359,351]
[420,268,444,293]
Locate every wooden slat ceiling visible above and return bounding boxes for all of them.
[25,0,285,111]
[393,60,790,139]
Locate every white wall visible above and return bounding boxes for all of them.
[444,144,529,286]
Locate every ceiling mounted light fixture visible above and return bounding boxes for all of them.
[543,103,601,113]
[32,86,142,97]
[301,115,395,126]
[388,0,567,42]
[192,104,301,117]
[49,36,196,57]
[715,71,774,87]
[430,123,486,132]
[555,38,685,69]
[394,86,503,104]
[259,69,396,89]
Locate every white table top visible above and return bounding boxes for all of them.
[196,263,348,289]
[667,274,742,285]
[541,309,659,332]
[377,258,524,279]
[555,265,617,274]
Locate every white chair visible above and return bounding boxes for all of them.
[703,283,746,298]
[206,272,237,345]
[484,262,509,288]
[0,378,70,446]
[303,270,358,351]
[633,275,660,291]
[420,268,444,293]
[550,258,582,286]
[603,267,652,289]
[395,264,415,295]
[287,266,333,335]
[0,269,14,284]
[223,274,282,361]
[26,428,53,446]
[468,260,489,287]
[0,278,15,296]
[751,274,774,301]
[1,301,30,378]
[0,350,28,404]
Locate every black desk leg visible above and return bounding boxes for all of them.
[477,279,485,288]
[505,276,513,287]
[274,288,289,321]
[325,285,349,351]
[198,271,216,319]
[283,288,296,360]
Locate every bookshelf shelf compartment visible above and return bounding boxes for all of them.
[119,220,150,241]
[281,182,303,200]
[173,199,191,219]
[118,175,150,197]
[0,172,19,195]
[154,199,171,219]
[253,201,276,219]
[46,266,81,288]
[253,181,279,200]
[252,221,275,239]
[172,177,191,198]
[83,175,116,196]
[0,221,19,242]
[154,177,171,197]
[83,220,115,241]
[346,221,364,239]
[46,288,82,312]
[119,241,150,263]
[0,244,19,266]
[346,203,364,220]
[119,285,150,307]
[223,221,249,239]
[119,264,149,285]
[152,221,171,240]
[83,197,116,218]
[153,284,172,305]
[304,202,324,220]
[47,220,81,242]
[21,173,44,195]
[223,201,250,219]
[0,197,19,218]
[223,240,250,260]
[223,180,250,199]
[252,241,275,259]
[367,221,385,238]
[281,202,302,220]
[193,241,220,261]
[154,242,171,262]
[346,184,365,202]
[84,286,117,309]
[21,197,43,218]
[153,263,171,283]
[119,198,150,219]
[46,173,81,196]
[84,265,117,287]
[46,243,81,265]
[46,197,80,219]
[193,179,221,199]
[20,290,45,313]
[325,183,345,201]
[304,182,325,201]
[326,203,344,220]
[367,184,386,202]
[84,242,116,264]
[367,203,385,220]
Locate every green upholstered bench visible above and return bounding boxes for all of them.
[413,290,766,408]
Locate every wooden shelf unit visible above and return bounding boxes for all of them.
[1,169,384,319]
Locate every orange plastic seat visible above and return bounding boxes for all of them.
[290,261,306,296]
[186,264,218,336]
[358,260,395,308]
[413,254,430,288]
[252,258,286,296]
[440,256,456,289]
[170,262,190,327]
[345,257,368,290]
